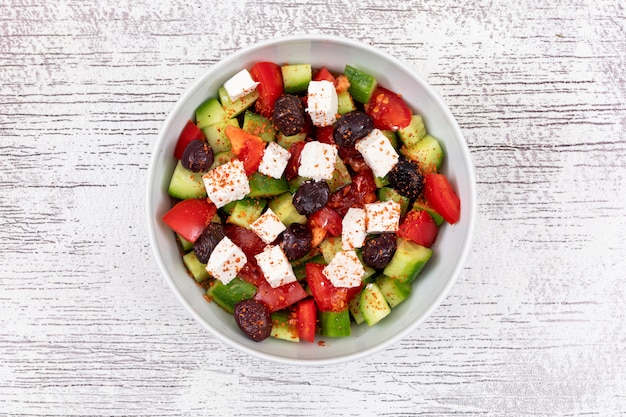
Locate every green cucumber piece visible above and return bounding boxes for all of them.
[401,134,444,174]
[202,119,238,153]
[344,65,377,104]
[375,275,411,308]
[348,293,365,324]
[359,282,391,326]
[177,233,194,253]
[281,64,312,94]
[226,198,266,229]
[397,114,427,148]
[337,90,356,115]
[268,192,307,226]
[377,187,410,216]
[218,86,259,119]
[183,251,210,283]
[381,130,398,148]
[168,160,207,200]
[374,175,389,189]
[196,97,226,129]
[412,199,444,226]
[247,172,289,198]
[354,250,376,282]
[205,278,257,314]
[276,131,306,149]
[319,309,351,337]
[242,110,276,142]
[383,238,432,284]
[328,156,352,192]
[209,150,235,170]
[319,236,343,264]
[270,310,299,342]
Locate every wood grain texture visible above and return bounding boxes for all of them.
[1,0,625,416]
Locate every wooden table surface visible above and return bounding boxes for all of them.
[1,0,625,415]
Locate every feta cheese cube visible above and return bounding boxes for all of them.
[202,159,250,208]
[255,245,297,288]
[342,207,367,250]
[223,69,259,102]
[250,208,287,244]
[298,141,337,181]
[323,250,364,288]
[306,80,338,127]
[355,129,399,178]
[205,236,247,285]
[365,200,402,233]
[258,141,290,179]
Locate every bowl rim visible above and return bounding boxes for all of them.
[146,33,477,366]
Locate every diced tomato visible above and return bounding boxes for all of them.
[308,206,342,237]
[309,226,327,248]
[364,86,412,131]
[328,170,378,217]
[313,66,336,83]
[173,120,205,160]
[296,298,317,342]
[284,140,305,181]
[397,210,439,247]
[250,62,283,118]
[254,281,308,313]
[225,125,266,175]
[315,125,335,145]
[224,224,266,259]
[237,262,267,287]
[305,263,360,312]
[162,199,217,243]
[423,173,461,225]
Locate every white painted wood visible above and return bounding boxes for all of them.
[1,0,625,415]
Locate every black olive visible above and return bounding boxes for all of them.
[280,223,312,260]
[388,157,424,199]
[273,94,306,136]
[181,140,214,172]
[193,223,225,264]
[333,111,374,147]
[362,233,397,269]
[292,180,330,216]
[233,299,273,342]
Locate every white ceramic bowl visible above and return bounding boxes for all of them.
[146,34,476,365]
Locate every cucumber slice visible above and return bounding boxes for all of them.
[177,233,194,252]
[348,293,365,324]
[270,310,299,342]
[375,275,411,308]
[196,97,226,129]
[397,114,426,148]
[276,131,306,149]
[209,150,235,170]
[202,119,238,153]
[182,251,210,283]
[383,238,432,284]
[247,172,289,198]
[359,282,391,326]
[377,187,410,216]
[168,160,207,200]
[412,199,444,226]
[319,236,343,264]
[242,110,276,142]
[354,250,376,282]
[218,86,259,119]
[328,157,352,192]
[344,65,377,104]
[205,278,257,314]
[337,90,356,115]
[319,309,351,337]
[381,130,398,148]
[281,64,312,94]
[401,134,444,174]
[268,192,307,226]
[226,198,266,229]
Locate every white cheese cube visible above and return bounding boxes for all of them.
[342,207,367,250]
[355,129,399,178]
[255,245,297,288]
[205,236,247,285]
[298,141,337,181]
[202,159,250,208]
[250,208,287,244]
[258,141,291,179]
[323,250,364,288]
[306,80,338,127]
[223,69,259,102]
[365,200,402,233]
